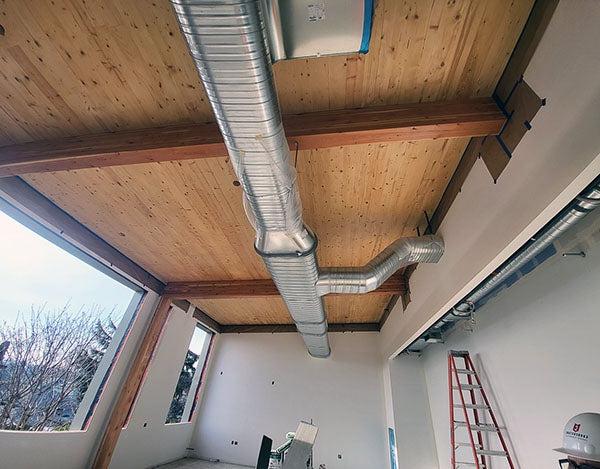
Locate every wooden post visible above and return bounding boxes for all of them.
[92,296,173,469]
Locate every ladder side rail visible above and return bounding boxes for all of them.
[451,354,481,469]
[449,354,457,468]
[465,355,515,469]
[464,356,487,468]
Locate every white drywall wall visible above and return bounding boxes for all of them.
[0,296,207,469]
[389,355,439,469]
[110,303,206,469]
[191,332,388,469]
[381,0,600,358]
[421,207,600,468]
[0,291,159,469]
[382,362,399,469]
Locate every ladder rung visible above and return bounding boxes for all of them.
[450,350,470,357]
[453,384,481,390]
[454,421,499,432]
[476,449,508,457]
[454,404,489,410]
[456,462,486,467]
[455,442,482,448]
[456,369,476,375]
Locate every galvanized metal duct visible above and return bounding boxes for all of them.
[171,0,329,357]
[316,235,444,295]
[172,0,445,358]
[407,180,600,353]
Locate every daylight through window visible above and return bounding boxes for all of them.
[166,324,212,424]
[0,207,142,432]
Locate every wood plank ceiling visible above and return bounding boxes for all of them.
[0,0,534,324]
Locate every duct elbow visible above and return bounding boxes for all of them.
[316,235,445,296]
[403,235,445,264]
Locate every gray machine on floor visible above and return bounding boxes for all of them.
[256,422,318,469]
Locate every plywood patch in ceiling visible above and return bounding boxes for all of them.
[191,294,393,325]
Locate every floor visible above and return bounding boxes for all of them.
[156,458,252,469]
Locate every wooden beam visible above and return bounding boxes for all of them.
[163,273,407,299]
[429,0,559,236]
[429,139,483,233]
[400,0,559,315]
[192,306,222,334]
[92,296,173,469]
[0,98,505,176]
[378,295,400,330]
[172,299,223,333]
[495,0,560,103]
[0,176,165,293]
[220,323,380,333]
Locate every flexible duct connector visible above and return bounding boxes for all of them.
[316,236,444,296]
[407,181,600,353]
[171,0,330,357]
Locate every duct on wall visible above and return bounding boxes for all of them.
[406,179,600,353]
[171,0,445,358]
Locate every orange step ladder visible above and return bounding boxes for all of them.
[448,350,515,468]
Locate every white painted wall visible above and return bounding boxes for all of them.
[110,303,207,469]
[389,355,439,469]
[191,332,388,469]
[0,296,207,469]
[381,0,600,358]
[0,291,159,469]
[421,207,600,468]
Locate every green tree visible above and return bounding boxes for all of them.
[166,349,199,423]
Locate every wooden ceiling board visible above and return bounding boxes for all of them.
[192,294,393,325]
[0,0,212,146]
[7,0,535,324]
[26,157,267,281]
[24,137,468,280]
[298,138,470,267]
[1,0,532,146]
[273,0,534,112]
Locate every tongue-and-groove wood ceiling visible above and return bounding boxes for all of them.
[0,0,534,324]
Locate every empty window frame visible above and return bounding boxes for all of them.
[0,200,144,432]
[165,324,212,424]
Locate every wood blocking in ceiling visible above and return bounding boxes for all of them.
[0,0,535,324]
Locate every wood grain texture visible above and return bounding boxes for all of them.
[495,0,560,103]
[191,294,393,325]
[220,323,381,333]
[24,137,467,325]
[0,99,505,176]
[3,0,534,324]
[163,273,406,299]
[0,0,532,145]
[429,0,555,232]
[0,176,164,292]
[92,296,172,469]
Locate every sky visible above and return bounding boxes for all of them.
[189,326,209,361]
[0,210,136,326]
